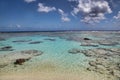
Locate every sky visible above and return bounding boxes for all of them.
[0,0,120,31]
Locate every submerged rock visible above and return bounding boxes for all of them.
[81,48,116,57]
[29,41,43,44]
[14,58,31,65]
[68,48,81,54]
[98,41,118,46]
[12,39,32,43]
[85,48,120,79]
[89,61,97,67]
[86,67,97,71]
[68,48,120,79]
[88,60,110,74]
[0,50,43,67]
[83,38,91,40]
[21,50,43,56]
[109,48,120,54]
[80,50,96,57]
[81,45,98,47]
[68,48,120,58]
[80,42,98,47]
[14,50,43,65]
[0,46,14,51]
[111,70,120,79]
[44,38,56,41]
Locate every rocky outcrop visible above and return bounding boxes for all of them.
[0,46,14,51]
[0,50,43,67]
[14,58,31,65]
[21,50,43,56]
[87,59,120,79]
[80,42,98,47]
[68,48,120,79]
[85,48,120,79]
[68,48,120,57]
[29,41,43,44]
[44,38,56,41]
[68,48,82,54]
[98,40,118,46]
[83,38,91,40]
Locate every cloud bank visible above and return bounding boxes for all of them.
[24,0,117,24]
[69,0,112,24]
[38,3,56,13]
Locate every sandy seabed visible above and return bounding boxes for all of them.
[0,71,112,80]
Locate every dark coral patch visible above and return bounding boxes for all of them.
[29,41,43,44]
[0,46,14,51]
[14,58,31,65]
[44,38,56,41]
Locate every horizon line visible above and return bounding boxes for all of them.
[0,30,120,33]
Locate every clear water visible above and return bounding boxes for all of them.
[0,31,120,80]
[0,35,89,71]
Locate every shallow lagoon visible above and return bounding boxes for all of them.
[0,31,120,80]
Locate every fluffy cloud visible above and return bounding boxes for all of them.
[24,0,36,3]
[58,9,71,22]
[114,11,120,20]
[38,3,56,13]
[69,0,112,24]
[37,3,70,22]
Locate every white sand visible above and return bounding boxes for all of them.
[0,69,114,80]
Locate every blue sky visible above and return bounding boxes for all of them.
[0,0,120,31]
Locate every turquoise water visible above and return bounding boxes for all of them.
[0,35,89,72]
[0,31,120,74]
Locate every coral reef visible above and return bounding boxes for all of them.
[0,46,14,51]
[44,38,56,41]
[0,50,43,67]
[68,48,120,79]
[29,41,43,44]
[14,58,31,65]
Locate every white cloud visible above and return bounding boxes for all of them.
[61,17,71,22]
[114,11,120,19]
[69,0,112,24]
[24,0,36,3]
[38,3,56,13]
[58,9,71,22]
[81,13,106,24]
[16,24,21,28]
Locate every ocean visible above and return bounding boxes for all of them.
[0,31,120,80]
